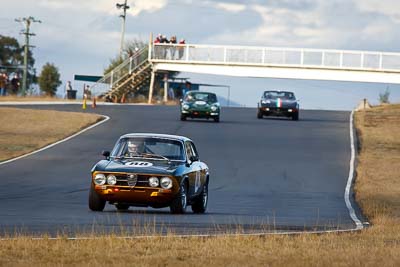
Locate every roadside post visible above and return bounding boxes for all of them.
[82,95,87,110]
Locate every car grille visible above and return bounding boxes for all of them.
[115,174,154,187]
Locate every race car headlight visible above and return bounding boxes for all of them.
[149,177,159,187]
[107,174,117,185]
[94,173,106,185]
[182,104,189,110]
[211,105,218,111]
[160,177,173,189]
[261,100,270,104]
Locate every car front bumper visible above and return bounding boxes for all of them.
[259,107,298,117]
[94,184,177,207]
[182,110,219,118]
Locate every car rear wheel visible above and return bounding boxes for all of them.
[89,183,106,211]
[115,204,129,211]
[170,182,188,214]
[191,182,208,214]
[180,114,187,121]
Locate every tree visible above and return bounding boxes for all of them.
[0,35,36,90]
[103,38,147,75]
[379,87,390,104]
[38,63,61,96]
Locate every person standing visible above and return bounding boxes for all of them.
[154,34,161,59]
[169,35,177,59]
[133,47,139,67]
[10,74,19,95]
[65,81,73,98]
[161,35,169,59]
[178,39,186,59]
[0,73,7,96]
[182,81,191,97]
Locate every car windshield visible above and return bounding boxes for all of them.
[111,137,185,161]
[185,92,217,102]
[263,91,295,100]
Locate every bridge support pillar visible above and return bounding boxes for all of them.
[148,70,156,104]
[163,73,168,103]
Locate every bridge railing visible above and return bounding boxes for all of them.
[151,44,400,72]
[90,46,149,97]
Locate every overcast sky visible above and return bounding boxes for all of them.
[1,0,400,109]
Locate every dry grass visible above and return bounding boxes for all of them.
[0,104,400,266]
[354,104,400,220]
[0,221,399,267]
[0,95,79,102]
[0,107,102,161]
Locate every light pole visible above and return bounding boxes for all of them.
[15,16,41,96]
[116,0,129,59]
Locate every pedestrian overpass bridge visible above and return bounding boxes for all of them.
[90,43,400,103]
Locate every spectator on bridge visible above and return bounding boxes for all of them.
[178,39,185,59]
[160,35,169,59]
[160,35,169,43]
[154,34,161,44]
[169,35,177,59]
[154,34,162,59]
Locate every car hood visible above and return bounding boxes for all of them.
[262,98,298,107]
[184,100,218,107]
[95,159,183,175]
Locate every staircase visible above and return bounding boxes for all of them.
[90,47,152,102]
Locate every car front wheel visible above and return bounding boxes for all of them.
[257,110,263,119]
[180,114,187,121]
[191,183,208,214]
[170,182,188,214]
[292,112,299,121]
[89,183,106,211]
[213,116,220,123]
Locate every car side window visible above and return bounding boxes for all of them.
[189,142,199,159]
[185,142,193,161]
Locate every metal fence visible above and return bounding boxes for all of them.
[151,44,400,72]
[90,47,149,97]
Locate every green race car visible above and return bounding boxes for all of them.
[180,91,220,122]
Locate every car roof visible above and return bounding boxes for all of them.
[187,91,216,95]
[263,90,295,94]
[119,133,192,142]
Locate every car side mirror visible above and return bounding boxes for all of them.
[190,155,198,162]
[102,150,110,159]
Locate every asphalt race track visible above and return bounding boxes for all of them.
[0,104,363,236]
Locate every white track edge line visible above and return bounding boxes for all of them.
[0,115,110,166]
[345,110,364,230]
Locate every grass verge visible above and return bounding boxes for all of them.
[0,105,400,266]
[0,107,102,162]
[0,96,80,102]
